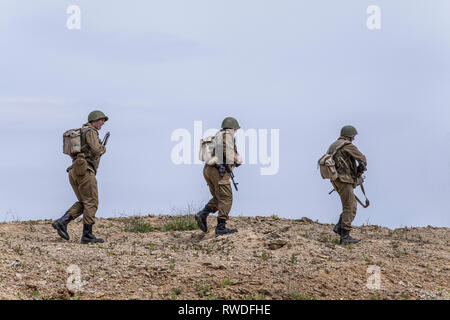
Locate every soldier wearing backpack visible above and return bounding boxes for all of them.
[319,125,367,244]
[195,117,243,236]
[52,110,109,244]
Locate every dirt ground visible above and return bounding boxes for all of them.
[0,214,448,300]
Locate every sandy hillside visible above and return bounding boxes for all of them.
[0,214,448,300]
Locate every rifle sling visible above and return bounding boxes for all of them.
[355,182,370,208]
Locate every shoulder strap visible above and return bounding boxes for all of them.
[81,126,95,134]
[80,127,94,153]
[330,140,351,157]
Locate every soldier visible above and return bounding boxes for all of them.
[328,125,367,244]
[195,117,242,236]
[52,110,108,244]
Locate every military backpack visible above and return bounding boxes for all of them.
[318,140,351,180]
[199,134,218,166]
[63,128,83,156]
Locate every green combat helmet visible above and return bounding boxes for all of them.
[340,125,358,137]
[88,110,109,122]
[221,117,240,129]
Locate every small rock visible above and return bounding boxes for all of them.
[202,262,226,270]
[25,282,38,290]
[15,273,22,280]
[268,232,281,239]
[267,239,288,250]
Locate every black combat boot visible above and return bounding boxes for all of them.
[195,206,213,232]
[81,224,104,244]
[340,229,360,244]
[215,218,238,237]
[52,212,73,240]
[333,217,342,235]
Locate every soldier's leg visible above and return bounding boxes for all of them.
[52,169,81,240]
[203,166,218,212]
[215,174,237,236]
[216,179,233,221]
[334,180,359,244]
[77,171,104,244]
[77,171,99,226]
[337,182,357,231]
[331,181,343,234]
[196,166,218,232]
[67,169,84,219]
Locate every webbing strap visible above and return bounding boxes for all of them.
[330,140,351,157]
[355,182,370,208]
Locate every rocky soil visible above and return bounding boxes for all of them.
[0,215,448,300]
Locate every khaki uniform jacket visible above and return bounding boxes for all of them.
[68,123,106,174]
[327,137,367,184]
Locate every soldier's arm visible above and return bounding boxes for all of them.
[343,144,367,165]
[86,130,106,157]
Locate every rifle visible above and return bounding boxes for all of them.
[102,132,110,146]
[329,175,365,194]
[226,165,239,191]
[329,162,366,194]
[329,175,369,208]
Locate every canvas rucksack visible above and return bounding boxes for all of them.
[199,131,222,166]
[63,128,82,156]
[318,140,351,180]
[199,135,219,165]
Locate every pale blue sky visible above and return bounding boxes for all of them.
[0,1,449,228]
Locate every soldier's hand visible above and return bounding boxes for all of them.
[357,162,367,172]
[218,165,226,177]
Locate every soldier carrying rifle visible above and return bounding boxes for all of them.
[196,117,243,237]
[53,110,110,244]
[319,125,368,244]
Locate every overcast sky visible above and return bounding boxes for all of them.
[0,0,449,228]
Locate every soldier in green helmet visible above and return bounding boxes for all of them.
[327,125,367,244]
[195,117,243,236]
[52,110,108,244]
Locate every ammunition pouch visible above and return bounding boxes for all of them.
[73,154,88,176]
